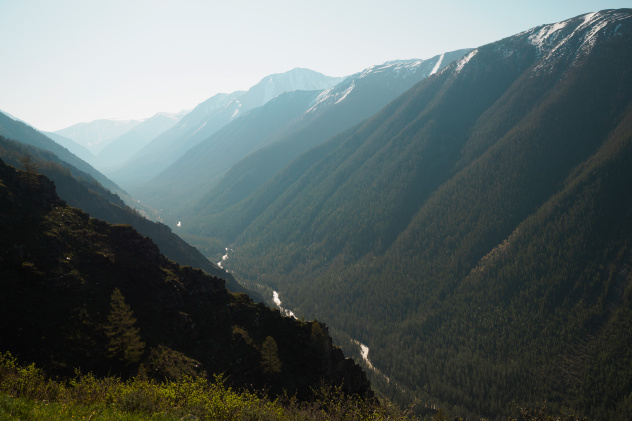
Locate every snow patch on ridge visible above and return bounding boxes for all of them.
[454,49,478,74]
[429,53,444,75]
[391,59,425,78]
[528,21,569,49]
[306,59,425,114]
[529,10,632,74]
[306,81,356,113]
[578,18,609,52]
[306,87,336,113]
[335,82,354,104]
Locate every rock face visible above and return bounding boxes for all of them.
[0,158,371,399]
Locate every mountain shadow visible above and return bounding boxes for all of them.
[0,158,371,400]
[194,9,632,419]
[0,135,253,297]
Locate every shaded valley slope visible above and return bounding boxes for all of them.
[199,9,632,419]
[0,158,371,400]
[0,135,251,296]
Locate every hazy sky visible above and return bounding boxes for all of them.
[0,0,629,131]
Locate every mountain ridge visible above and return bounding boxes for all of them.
[201,9,632,418]
[109,68,344,191]
[165,51,469,229]
[0,134,255,298]
[0,111,126,199]
[54,118,142,154]
[96,110,187,170]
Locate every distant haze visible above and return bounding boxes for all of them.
[0,0,629,131]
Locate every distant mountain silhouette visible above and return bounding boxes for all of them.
[54,118,142,154]
[109,68,345,191]
[96,111,187,170]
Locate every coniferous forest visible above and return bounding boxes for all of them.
[1,7,632,421]
[188,9,632,419]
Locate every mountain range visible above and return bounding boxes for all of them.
[138,51,469,219]
[95,111,188,169]
[0,111,125,199]
[1,8,632,420]
[183,9,632,419]
[47,111,188,171]
[54,118,143,154]
[106,68,345,191]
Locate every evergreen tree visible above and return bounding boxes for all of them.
[104,288,145,365]
[18,154,39,188]
[261,336,281,376]
[311,321,328,358]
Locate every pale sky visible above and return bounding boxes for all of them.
[0,0,629,131]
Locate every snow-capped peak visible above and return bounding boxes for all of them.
[357,59,425,80]
[305,59,429,114]
[429,53,445,76]
[527,20,569,49]
[449,10,631,78]
[526,9,632,73]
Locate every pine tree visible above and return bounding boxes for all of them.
[18,154,39,188]
[311,321,329,359]
[261,336,281,376]
[104,288,145,365]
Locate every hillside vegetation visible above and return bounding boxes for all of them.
[0,158,371,405]
[0,135,256,300]
[193,10,632,419]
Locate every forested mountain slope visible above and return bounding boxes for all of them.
[137,90,323,216]
[0,111,125,198]
[207,9,632,419]
[0,158,371,399]
[184,51,469,225]
[0,135,252,297]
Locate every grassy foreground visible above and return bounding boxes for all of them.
[0,352,588,420]
[0,352,415,420]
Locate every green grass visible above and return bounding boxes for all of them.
[0,394,177,420]
[0,351,587,420]
[0,352,415,420]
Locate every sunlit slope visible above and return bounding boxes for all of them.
[140,90,322,216]
[110,69,344,191]
[185,50,469,229]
